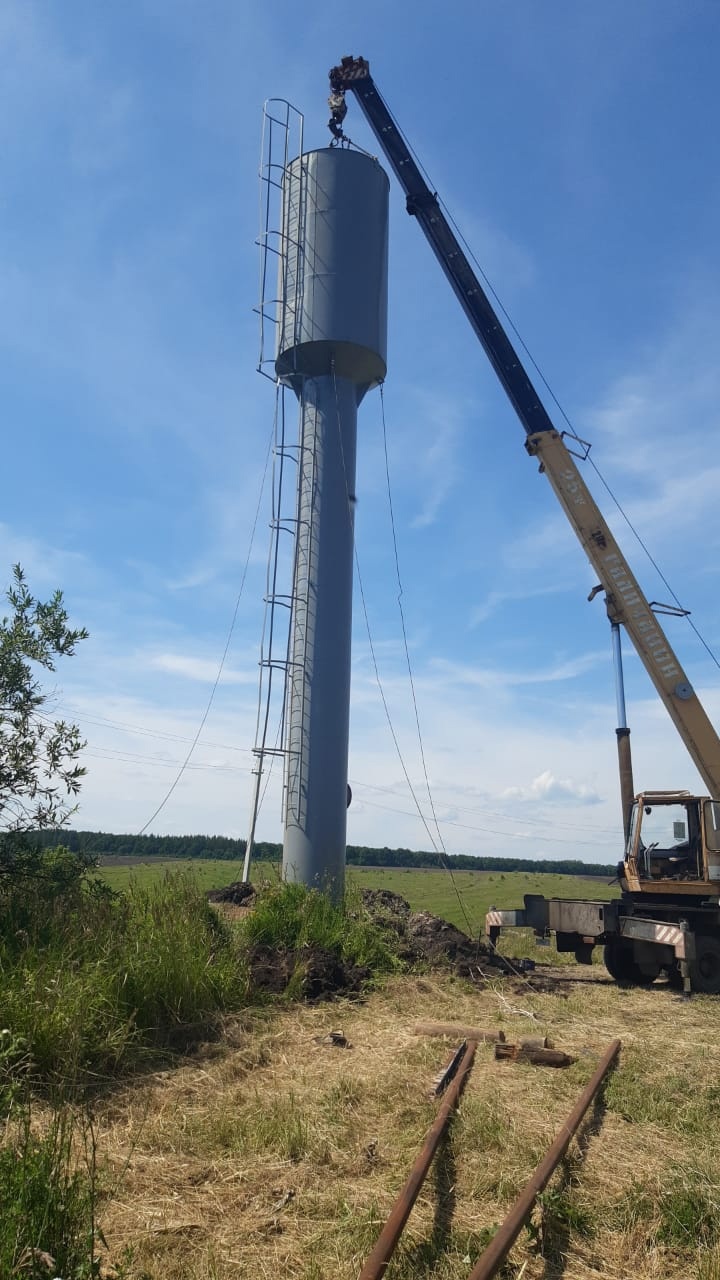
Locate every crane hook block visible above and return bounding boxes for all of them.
[328,89,347,140]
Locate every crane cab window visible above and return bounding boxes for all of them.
[626,802,641,859]
[703,802,720,853]
[639,801,701,879]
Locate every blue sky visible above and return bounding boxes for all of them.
[3,0,719,863]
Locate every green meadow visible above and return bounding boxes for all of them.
[98,857,619,935]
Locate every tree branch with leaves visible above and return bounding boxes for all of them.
[0,565,88,840]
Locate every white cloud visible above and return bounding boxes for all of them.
[501,769,602,806]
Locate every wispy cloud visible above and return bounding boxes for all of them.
[0,524,92,593]
[375,385,471,531]
[408,397,461,529]
[583,292,720,539]
[145,652,256,685]
[469,582,572,627]
[427,650,606,690]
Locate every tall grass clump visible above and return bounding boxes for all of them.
[116,871,243,1037]
[0,1106,99,1279]
[0,852,247,1085]
[239,880,400,975]
[0,1031,100,1280]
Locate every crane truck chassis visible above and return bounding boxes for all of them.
[327,56,720,994]
[487,788,720,995]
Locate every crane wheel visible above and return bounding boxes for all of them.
[689,936,720,995]
[603,938,657,986]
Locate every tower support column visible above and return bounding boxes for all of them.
[282,374,358,893]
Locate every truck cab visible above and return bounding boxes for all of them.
[623,791,720,895]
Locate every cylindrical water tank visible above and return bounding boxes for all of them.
[276,147,389,396]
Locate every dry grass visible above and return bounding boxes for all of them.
[92,969,720,1279]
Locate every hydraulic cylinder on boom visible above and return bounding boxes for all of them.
[327,56,720,992]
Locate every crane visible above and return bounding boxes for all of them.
[328,56,720,991]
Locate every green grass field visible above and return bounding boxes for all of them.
[98,857,618,936]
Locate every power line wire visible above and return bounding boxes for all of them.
[46,701,623,837]
[356,796,612,850]
[136,427,274,835]
[330,372,478,936]
[376,383,479,934]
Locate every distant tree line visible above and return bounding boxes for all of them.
[29,829,280,862]
[27,829,616,877]
[346,846,616,876]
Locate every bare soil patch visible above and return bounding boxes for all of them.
[247,944,371,1000]
[207,881,257,907]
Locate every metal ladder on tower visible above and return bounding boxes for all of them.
[243,100,307,880]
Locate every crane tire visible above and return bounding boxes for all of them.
[603,938,657,986]
[689,936,720,995]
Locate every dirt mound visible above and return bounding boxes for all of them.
[248,944,370,1001]
[360,888,412,917]
[405,910,479,964]
[207,880,256,906]
[209,884,519,1001]
[360,889,508,975]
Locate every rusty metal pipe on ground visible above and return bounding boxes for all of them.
[467,1037,621,1280]
[359,1039,477,1280]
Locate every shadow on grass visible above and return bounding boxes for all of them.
[390,1118,520,1279]
[431,1127,457,1255]
[537,1088,607,1279]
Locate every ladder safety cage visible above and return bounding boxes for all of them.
[256,99,306,380]
[245,100,308,877]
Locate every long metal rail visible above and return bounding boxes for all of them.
[358,1035,621,1280]
[468,1037,621,1279]
[358,1038,478,1280]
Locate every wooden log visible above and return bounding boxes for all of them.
[413,1022,505,1044]
[495,1043,575,1068]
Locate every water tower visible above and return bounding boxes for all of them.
[276,146,389,896]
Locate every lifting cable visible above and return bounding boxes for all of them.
[443,197,720,671]
[379,93,720,672]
